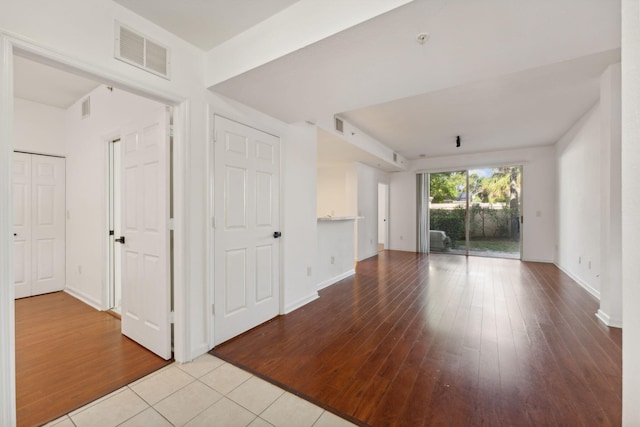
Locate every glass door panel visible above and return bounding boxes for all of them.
[428,171,467,254]
[467,167,521,259]
[427,166,522,259]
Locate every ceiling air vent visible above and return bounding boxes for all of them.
[115,22,171,79]
[81,97,90,119]
[335,116,344,134]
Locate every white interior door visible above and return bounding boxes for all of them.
[30,155,66,296]
[13,152,65,299]
[13,153,32,299]
[120,107,171,360]
[214,115,280,345]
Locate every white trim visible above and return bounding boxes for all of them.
[103,131,120,312]
[64,288,102,311]
[554,263,601,299]
[0,34,17,427]
[522,257,555,263]
[172,101,189,362]
[284,292,319,314]
[357,251,379,262]
[206,106,214,350]
[317,269,356,291]
[596,309,623,328]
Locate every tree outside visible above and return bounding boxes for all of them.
[429,167,521,257]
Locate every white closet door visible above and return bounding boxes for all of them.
[13,153,65,299]
[30,155,66,296]
[13,153,32,299]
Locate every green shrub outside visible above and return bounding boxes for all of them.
[430,207,466,243]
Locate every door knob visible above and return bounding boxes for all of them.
[115,236,126,244]
[273,231,282,239]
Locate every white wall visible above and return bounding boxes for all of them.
[622,0,640,423]
[317,164,355,217]
[389,171,417,252]
[316,220,356,289]
[556,104,602,296]
[389,146,557,262]
[598,63,622,327]
[63,85,163,308]
[13,98,65,156]
[281,123,319,312]
[355,163,389,261]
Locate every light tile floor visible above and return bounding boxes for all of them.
[44,354,356,427]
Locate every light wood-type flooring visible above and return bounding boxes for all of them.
[213,251,622,426]
[15,292,171,427]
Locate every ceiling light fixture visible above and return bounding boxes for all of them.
[416,32,430,44]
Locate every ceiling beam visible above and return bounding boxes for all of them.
[204,0,413,88]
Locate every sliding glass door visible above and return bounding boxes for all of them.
[428,171,467,254]
[424,166,522,259]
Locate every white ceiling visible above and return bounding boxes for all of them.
[113,0,301,51]
[12,0,621,167]
[341,50,620,159]
[209,0,621,161]
[13,55,101,109]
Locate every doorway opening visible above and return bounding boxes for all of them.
[421,166,522,259]
[107,138,122,313]
[10,50,178,424]
[378,183,389,252]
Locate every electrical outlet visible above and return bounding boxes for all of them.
[331,256,335,265]
[579,256,581,264]
[588,261,591,269]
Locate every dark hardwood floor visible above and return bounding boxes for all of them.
[15,292,171,427]
[212,251,622,427]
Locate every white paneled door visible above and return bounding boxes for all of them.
[13,152,66,299]
[214,116,280,345]
[120,107,171,360]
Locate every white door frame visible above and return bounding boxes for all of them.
[378,182,389,250]
[106,136,122,313]
[0,33,190,426]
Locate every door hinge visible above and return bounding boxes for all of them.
[169,311,175,324]
[213,129,217,143]
[168,218,175,230]
[170,125,174,138]
[109,230,114,236]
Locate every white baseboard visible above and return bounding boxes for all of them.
[522,257,554,263]
[554,263,600,299]
[357,251,379,262]
[317,269,356,291]
[64,287,102,310]
[596,309,623,328]
[284,292,319,314]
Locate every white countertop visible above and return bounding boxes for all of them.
[317,216,363,222]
